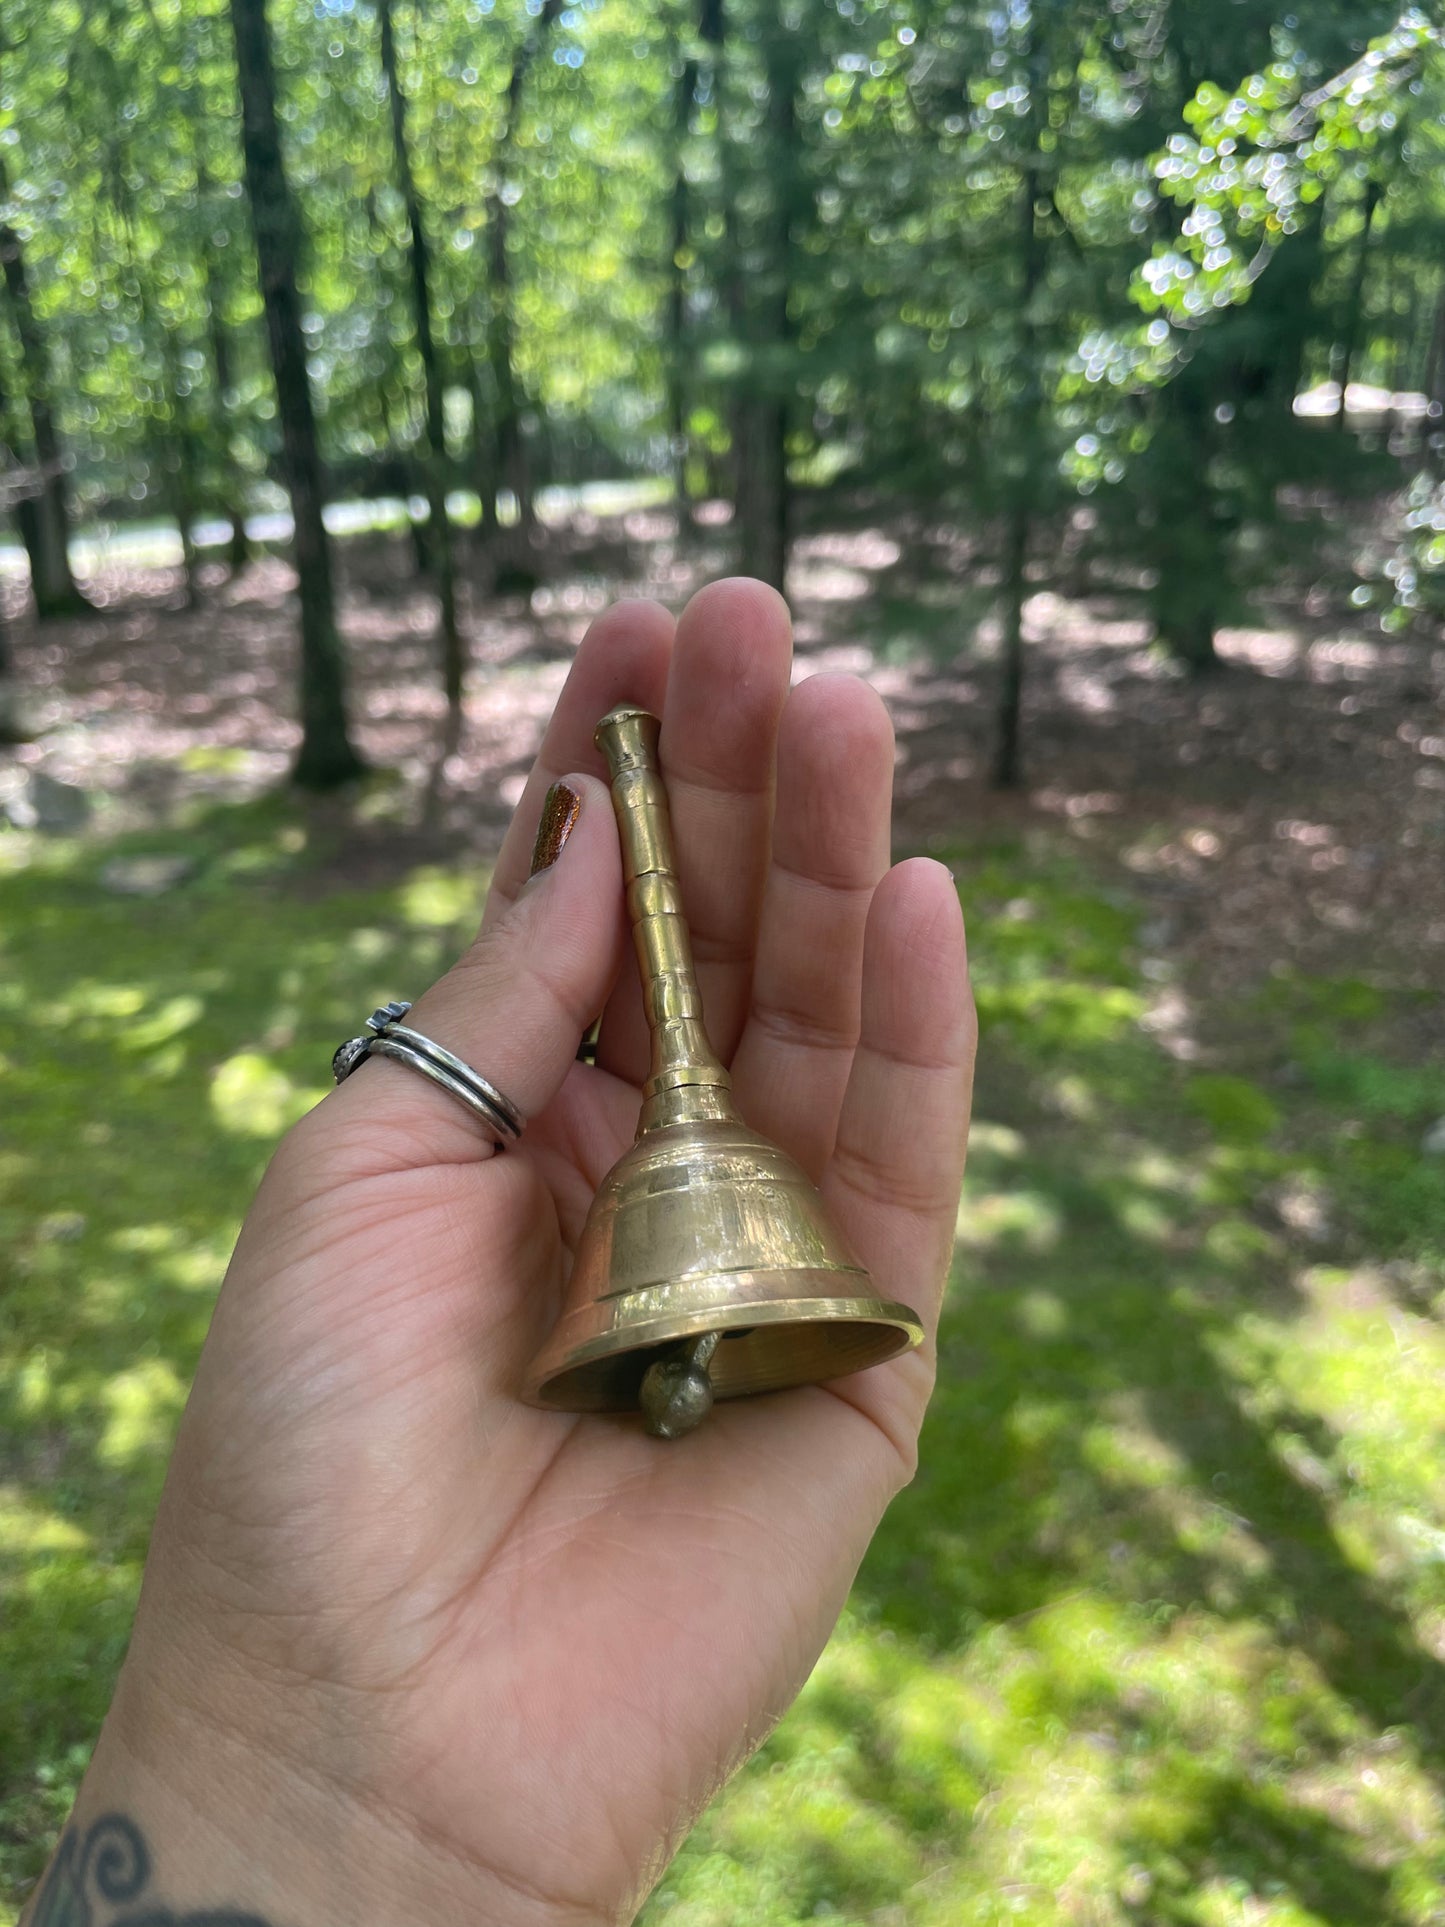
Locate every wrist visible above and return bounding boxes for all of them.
[41,1647,611,1927]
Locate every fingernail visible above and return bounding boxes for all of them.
[529,781,582,877]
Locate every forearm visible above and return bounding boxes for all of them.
[21,1664,609,1927]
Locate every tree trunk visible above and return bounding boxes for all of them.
[11,489,64,624]
[1152,550,1223,675]
[467,344,499,546]
[378,0,463,718]
[155,397,202,612]
[369,356,428,576]
[1227,195,1326,438]
[991,33,1047,789]
[703,0,767,548]
[137,255,203,611]
[161,429,201,609]
[184,112,254,577]
[1148,369,1224,674]
[735,24,798,594]
[667,53,700,511]
[1423,283,1445,474]
[697,0,737,527]
[230,0,362,788]
[487,200,535,586]
[992,501,1030,791]
[737,397,788,592]
[164,411,202,611]
[180,14,254,572]
[0,372,16,736]
[487,220,532,575]
[1332,178,1383,433]
[0,632,23,743]
[0,160,87,619]
[0,374,29,741]
[200,191,252,573]
[482,0,561,590]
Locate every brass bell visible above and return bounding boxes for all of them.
[522,705,923,1437]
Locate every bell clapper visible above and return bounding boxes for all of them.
[640,1330,721,1439]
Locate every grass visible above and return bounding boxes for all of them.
[2,804,1443,1925]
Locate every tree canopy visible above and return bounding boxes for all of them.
[0,0,1442,777]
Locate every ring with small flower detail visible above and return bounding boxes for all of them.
[332,1001,524,1148]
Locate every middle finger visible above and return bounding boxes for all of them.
[726,672,895,1180]
[596,577,795,1083]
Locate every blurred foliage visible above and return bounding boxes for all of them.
[0,1,1444,656]
[3,805,1443,1923]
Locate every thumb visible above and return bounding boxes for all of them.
[317,773,625,1174]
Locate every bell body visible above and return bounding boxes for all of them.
[524,1115,921,1411]
[522,703,924,1421]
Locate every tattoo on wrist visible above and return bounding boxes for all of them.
[24,1814,272,1927]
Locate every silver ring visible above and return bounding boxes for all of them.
[333,1001,524,1146]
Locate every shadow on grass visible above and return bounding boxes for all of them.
[0,797,487,1894]
[4,805,1444,1924]
[843,1115,1443,1922]
[652,840,1445,1924]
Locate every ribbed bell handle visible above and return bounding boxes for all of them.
[594,705,737,1137]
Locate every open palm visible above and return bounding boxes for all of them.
[97,581,975,1927]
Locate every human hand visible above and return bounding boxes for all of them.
[41,581,975,1927]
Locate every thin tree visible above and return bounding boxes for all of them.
[0,358,19,741]
[735,16,800,593]
[991,26,1048,790]
[693,0,739,515]
[102,167,204,611]
[482,0,562,588]
[201,235,252,576]
[377,0,464,723]
[0,157,88,618]
[0,588,13,738]
[666,30,701,511]
[465,309,499,549]
[193,146,253,575]
[153,316,203,610]
[230,0,363,788]
[1333,175,1385,431]
[170,5,254,576]
[1424,281,1445,472]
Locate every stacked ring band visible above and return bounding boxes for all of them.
[333,1001,524,1147]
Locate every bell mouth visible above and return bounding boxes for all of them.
[523,1272,923,1413]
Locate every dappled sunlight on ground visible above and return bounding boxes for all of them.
[5,502,1442,1002]
[2,520,1444,1922]
[639,840,1425,1919]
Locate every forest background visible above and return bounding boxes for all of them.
[2,1,1445,1923]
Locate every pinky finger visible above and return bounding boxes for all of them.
[820,860,976,1442]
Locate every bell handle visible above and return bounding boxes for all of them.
[594,705,734,1128]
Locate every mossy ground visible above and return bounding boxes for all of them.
[2,797,1442,1925]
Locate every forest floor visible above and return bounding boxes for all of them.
[2,506,1444,1925]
